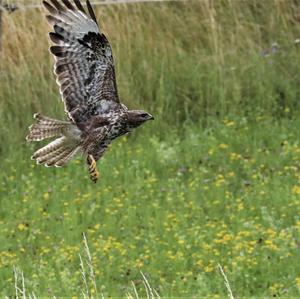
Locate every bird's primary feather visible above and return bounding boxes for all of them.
[43,0,121,124]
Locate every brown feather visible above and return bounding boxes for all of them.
[61,0,75,11]
[61,79,71,92]
[46,15,60,26]
[37,147,66,164]
[55,63,68,74]
[44,0,121,123]
[49,32,64,44]
[26,114,71,142]
[86,0,98,26]
[55,148,79,167]
[73,0,86,13]
[49,0,65,11]
[50,46,68,57]
[43,1,57,14]
[45,148,72,167]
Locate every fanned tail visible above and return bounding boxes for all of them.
[27,113,81,167]
[26,113,71,141]
[31,136,80,167]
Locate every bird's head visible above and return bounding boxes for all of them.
[125,110,154,128]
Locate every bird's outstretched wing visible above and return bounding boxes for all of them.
[43,0,121,123]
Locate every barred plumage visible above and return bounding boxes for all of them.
[27,0,153,182]
[26,113,71,141]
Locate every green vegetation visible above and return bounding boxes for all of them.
[0,0,300,297]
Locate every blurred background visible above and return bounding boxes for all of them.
[0,0,300,297]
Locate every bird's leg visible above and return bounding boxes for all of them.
[87,154,99,183]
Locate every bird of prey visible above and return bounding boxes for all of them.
[26,0,154,183]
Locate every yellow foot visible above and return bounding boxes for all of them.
[87,154,99,183]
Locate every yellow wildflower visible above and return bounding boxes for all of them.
[219,143,228,149]
[17,223,28,231]
[292,185,300,195]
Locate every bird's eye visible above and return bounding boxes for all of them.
[140,113,148,118]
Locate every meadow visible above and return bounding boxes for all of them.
[0,0,300,297]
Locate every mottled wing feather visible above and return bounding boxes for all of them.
[43,0,120,123]
[73,0,86,13]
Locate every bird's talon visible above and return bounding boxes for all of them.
[90,170,99,183]
[87,154,99,183]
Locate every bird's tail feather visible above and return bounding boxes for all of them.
[26,113,71,141]
[31,136,80,167]
[27,113,80,167]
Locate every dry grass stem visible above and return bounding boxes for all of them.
[83,232,98,297]
[218,264,234,299]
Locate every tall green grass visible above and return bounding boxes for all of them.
[1,0,300,151]
[1,117,300,296]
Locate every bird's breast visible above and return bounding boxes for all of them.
[107,122,129,140]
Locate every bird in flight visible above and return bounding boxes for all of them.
[26,0,154,183]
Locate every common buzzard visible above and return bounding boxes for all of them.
[26,0,154,183]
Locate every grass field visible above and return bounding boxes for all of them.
[1,0,300,297]
[1,117,300,297]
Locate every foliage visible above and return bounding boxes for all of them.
[1,118,300,296]
[1,1,300,150]
[0,0,300,297]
